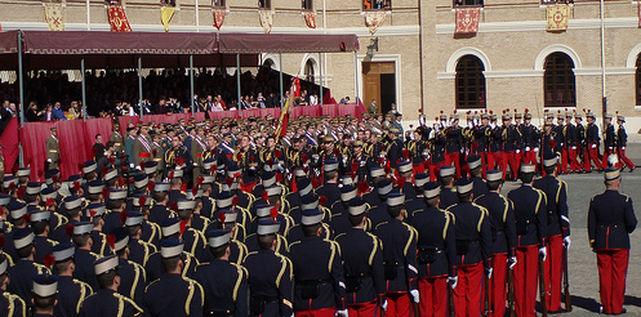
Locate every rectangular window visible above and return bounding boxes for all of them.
[363,0,391,10]
[259,0,271,9]
[212,0,225,8]
[302,0,313,10]
[105,0,122,5]
[540,0,573,5]
[161,0,177,6]
[453,0,483,8]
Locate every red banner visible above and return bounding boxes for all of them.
[213,8,226,30]
[304,12,317,29]
[455,8,481,35]
[107,5,132,32]
[0,118,19,174]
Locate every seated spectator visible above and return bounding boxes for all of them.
[52,102,67,121]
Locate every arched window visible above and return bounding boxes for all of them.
[455,55,486,109]
[304,59,316,83]
[636,55,641,106]
[544,52,576,107]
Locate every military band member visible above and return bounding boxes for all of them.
[534,153,570,313]
[79,255,143,317]
[602,114,616,170]
[194,229,248,317]
[507,164,547,317]
[616,115,635,171]
[373,193,419,317]
[474,170,517,317]
[244,220,294,317]
[584,112,603,172]
[336,199,386,316]
[52,242,93,317]
[446,178,491,317]
[31,274,58,317]
[565,111,581,173]
[133,125,153,168]
[438,166,458,209]
[143,239,204,317]
[409,182,456,317]
[289,208,348,317]
[8,228,50,306]
[588,168,637,315]
[191,127,208,181]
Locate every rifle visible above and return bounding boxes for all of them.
[538,254,548,317]
[483,272,491,317]
[507,267,516,317]
[448,283,455,317]
[412,301,420,317]
[563,246,572,312]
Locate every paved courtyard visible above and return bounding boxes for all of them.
[498,143,641,316]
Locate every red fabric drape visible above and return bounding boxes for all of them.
[291,105,320,118]
[1,118,20,174]
[84,117,114,150]
[208,111,238,120]
[20,121,57,181]
[118,116,140,136]
[57,120,91,180]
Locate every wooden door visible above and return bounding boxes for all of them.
[363,72,381,113]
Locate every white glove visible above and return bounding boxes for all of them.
[47,158,52,163]
[534,147,539,153]
[129,163,135,169]
[564,236,571,250]
[410,289,420,303]
[525,146,531,152]
[571,146,577,150]
[508,256,517,270]
[515,149,521,154]
[193,162,198,167]
[539,246,547,262]
[447,275,458,289]
[336,309,348,317]
[381,300,388,311]
[485,267,493,279]
[591,144,597,149]
[135,165,142,171]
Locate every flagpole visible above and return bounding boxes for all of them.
[319,52,323,106]
[195,0,200,32]
[138,56,143,120]
[86,0,91,30]
[18,30,24,167]
[190,54,195,117]
[279,53,284,109]
[81,57,87,121]
[599,0,607,126]
[237,54,242,116]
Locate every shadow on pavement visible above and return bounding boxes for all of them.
[537,295,601,314]
[624,295,641,308]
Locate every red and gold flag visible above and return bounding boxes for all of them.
[259,10,273,33]
[213,8,226,30]
[107,5,132,32]
[304,11,317,29]
[364,10,386,35]
[44,2,65,31]
[455,7,481,35]
[546,4,570,31]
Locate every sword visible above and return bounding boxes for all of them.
[412,301,420,317]
[539,253,548,317]
[563,245,572,312]
[448,283,455,317]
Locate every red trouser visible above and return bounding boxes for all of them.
[501,151,519,179]
[479,151,487,178]
[568,146,581,172]
[602,148,615,168]
[453,262,483,317]
[522,149,537,165]
[488,253,508,317]
[486,152,499,171]
[585,143,603,171]
[543,235,563,312]
[597,249,630,314]
[347,300,377,317]
[558,148,569,174]
[429,160,447,182]
[413,163,426,175]
[385,293,410,317]
[445,152,461,178]
[617,147,635,169]
[295,308,336,317]
[418,276,448,317]
[514,245,539,317]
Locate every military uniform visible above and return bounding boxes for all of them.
[507,164,547,317]
[616,116,635,170]
[46,129,60,170]
[588,168,637,315]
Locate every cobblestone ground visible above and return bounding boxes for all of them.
[497,144,641,316]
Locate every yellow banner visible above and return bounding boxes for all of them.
[44,2,65,31]
[161,6,176,32]
[546,4,570,32]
